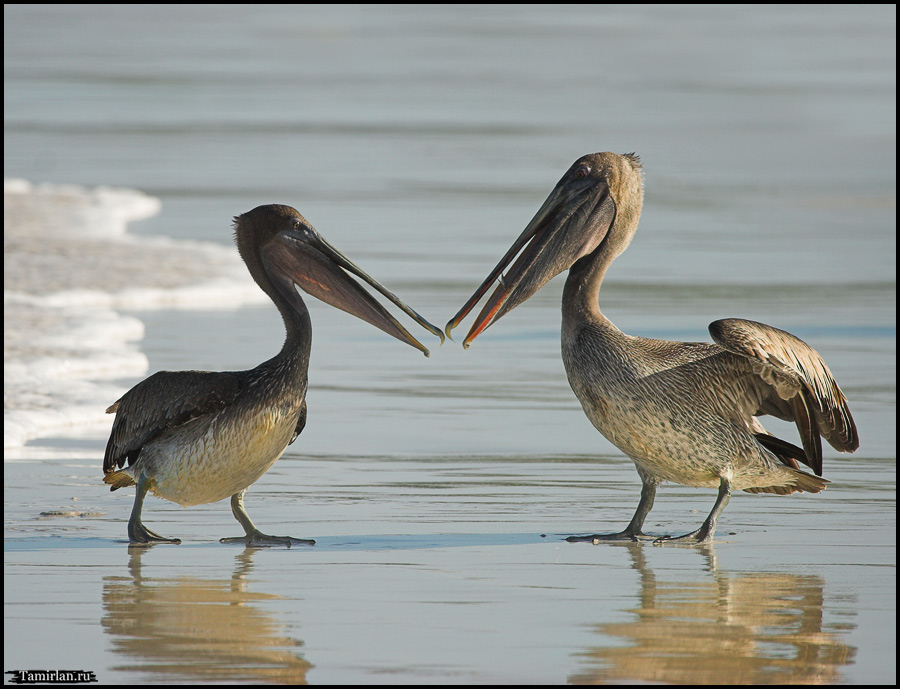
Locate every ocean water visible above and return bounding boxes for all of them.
[4,4,895,684]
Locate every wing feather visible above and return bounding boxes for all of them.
[103,370,240,474]
[710,318,858,474]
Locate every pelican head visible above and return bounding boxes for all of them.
[445,152,644,347]
[236,204,444,355]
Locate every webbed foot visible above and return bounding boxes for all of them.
[222,491,314,547]
[566,531,652,543]
[128,520,181,545]
[220,529,314,548]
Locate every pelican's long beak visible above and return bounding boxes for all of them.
[263,226,444,356]
[445,166,616,348]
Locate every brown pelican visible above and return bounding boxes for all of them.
[104,204,443,546]
[446,153,858,544]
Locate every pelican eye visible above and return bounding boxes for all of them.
[574,165,591,179]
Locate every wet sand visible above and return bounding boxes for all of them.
[4,435,895,684]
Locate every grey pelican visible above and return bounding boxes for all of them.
[104,204,443,546]
[446,153,858,544]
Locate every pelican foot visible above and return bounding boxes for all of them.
[128,520,181,545]
[652,529,713,546]
[566,531,653,543]
[126,474,181,544]
[220,529,315,548]
[652,478,729,546]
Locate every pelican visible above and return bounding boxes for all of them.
[104,204,443,546]
[446,153,858,544]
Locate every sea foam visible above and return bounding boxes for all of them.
[4,180,266,453]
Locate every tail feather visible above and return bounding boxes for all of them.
[103,470,135,492]
[789,468,830,494]
[749,432,830,495]
[743,468,829,496]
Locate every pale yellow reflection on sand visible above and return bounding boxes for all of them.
[570,544,854,685]
[101,546,312,684]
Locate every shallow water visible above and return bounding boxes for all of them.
[4,5,896,684]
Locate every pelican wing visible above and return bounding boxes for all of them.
[103,370,240,474]
[710,319,859,474]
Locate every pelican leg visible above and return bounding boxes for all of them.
[128,474,181,544]
[654,477,732,546]
[567,477,659,543]
[219,490,315,547]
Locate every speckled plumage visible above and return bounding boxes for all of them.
[562,320,831,494]
[448,152,859,543]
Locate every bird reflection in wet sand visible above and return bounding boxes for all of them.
[568,544,856,684]
[102,547,312,682]
[103,205,443,546]
[446,153,858,544]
